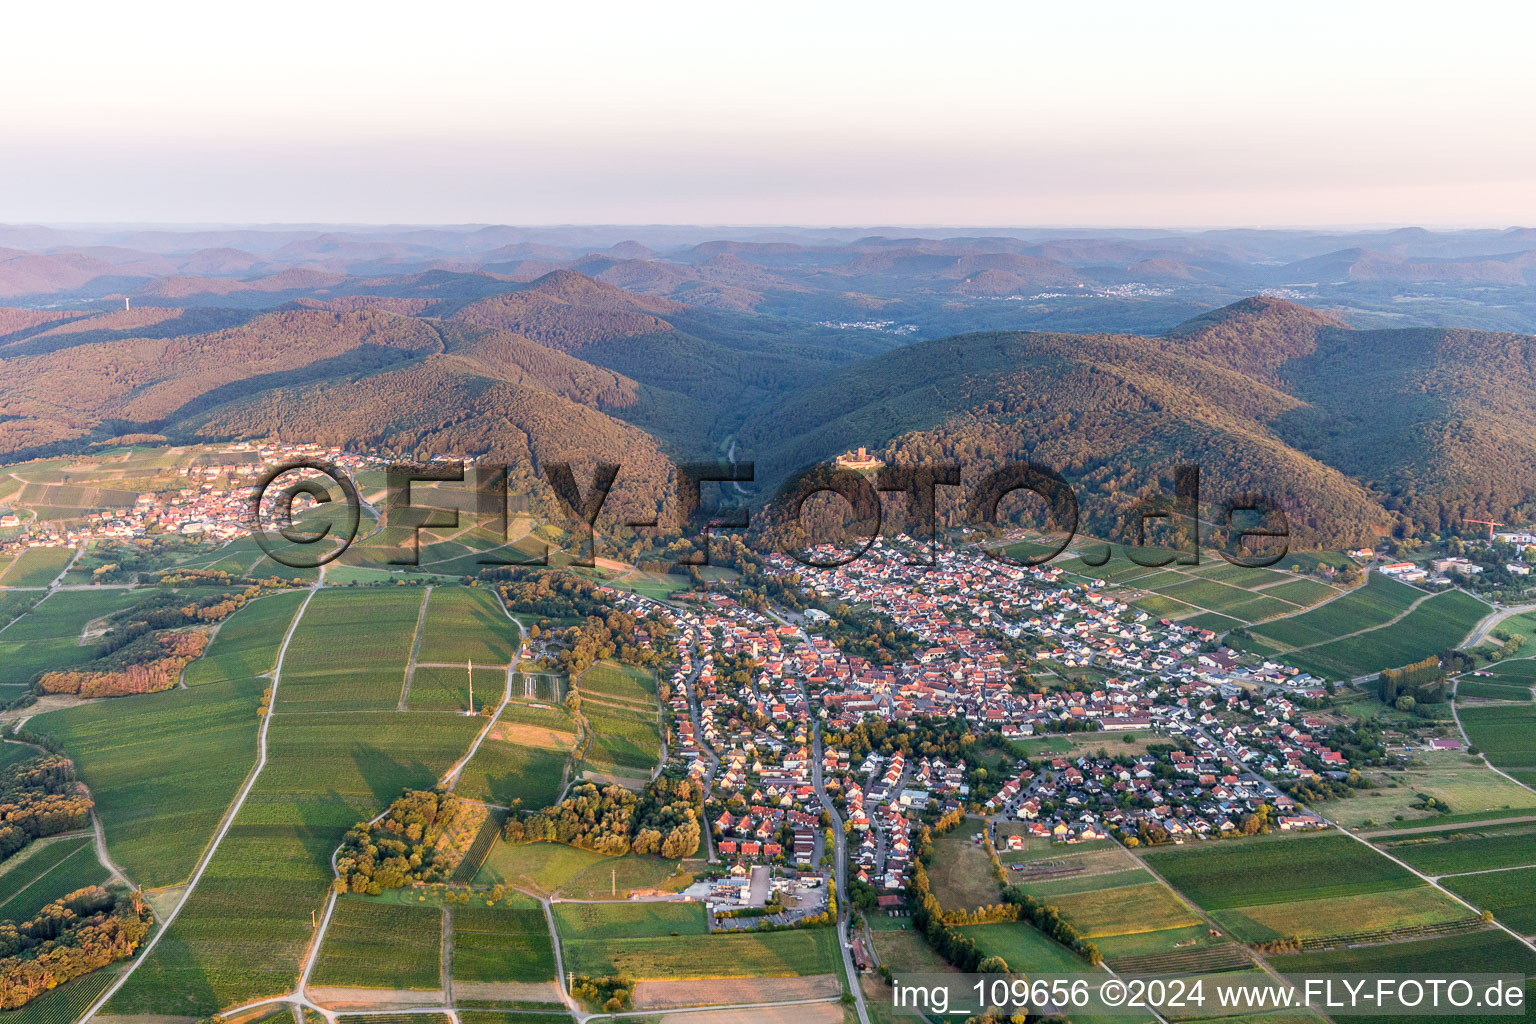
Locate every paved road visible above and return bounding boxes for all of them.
[813,722,871,1024]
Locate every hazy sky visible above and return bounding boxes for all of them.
[5,0,1535,226]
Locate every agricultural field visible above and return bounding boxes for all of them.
[312,898,443,991]
[1242,572,1419,650]
[1320,761,1536,829]
[1378,822,1536,875]
[278,587,424,709]
[1210,887,1473,944]
[451,898,558,984]
[473,842,685,899]
[578,659,657,704]
[408,664,503,712]
[1045,881,1201,939]
[1458,679,1535,701]
[104,709,480,1014]
[580,704,661,775]
[867,919,957,975]
[555,899,708,939]
[1272,928,1536,982]
[1141,832,1421,910]
[0,586,151,686]
[560,918,840,980]
[0,836,107,922]
[1441,866,1536,934]
[1282,589,1488,680]
[183,590,309,685]
[454,740,570,809]
[0,545,75,587]
[1459,704,1536,785]
[957,920,1097,975]
[416,585,518,665]
[32,675,267,888]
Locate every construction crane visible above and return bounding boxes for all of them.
[1463,518,1504,541]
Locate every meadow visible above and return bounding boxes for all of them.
[312,898,443,990]
[451,900,558,984]
[957,920,1097,975]
[927,828,1002,911]
[416,585,518,665]
[1141,833,1420,910]
[1321,762,1536,828]
[32,675,267,889]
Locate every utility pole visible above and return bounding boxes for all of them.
[467,659,473,713]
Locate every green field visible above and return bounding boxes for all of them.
[958,920,1098,975]
[184,590,308,685]
[1141,833,1421,910]
[555,899,708,939]
[452,899,558,984]
[0,836,106,922]
[408,664,503,712]
[578,659,657,704]
[0,545,75,587]
[278,587,424,709]
[1210,886,1471,944]
[1273,928,1536,979]
[1381,823,1536,875]
[927,827,1002,911]
[560,921,840,980]
[312,898,443,990]
[104,708,480,1013]
[0,587,151,685]
[1458,679,1535,701]
[32,675,266,889]
[455,740,570,809]
[1282,589,1488,680]
[1441,867,1536,934]
[581,704,661,774]
[1243,573,1419,649]
[417,585,518,665]
[1460,704,1536,777]
[1321,762,1536,828]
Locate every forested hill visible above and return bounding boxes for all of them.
[1,277,1534,547]
[735,297,1536,545]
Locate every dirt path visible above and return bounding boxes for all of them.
[440,906,454,1005]
[399,585,433,709]
[83,568,328,1022]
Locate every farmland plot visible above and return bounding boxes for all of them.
[416,585,518,665]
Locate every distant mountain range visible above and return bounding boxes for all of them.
[4,225,1536,547]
